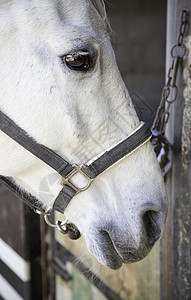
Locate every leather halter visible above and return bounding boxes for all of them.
[0,111,152,231]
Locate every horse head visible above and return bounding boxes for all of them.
[0,0,167,269]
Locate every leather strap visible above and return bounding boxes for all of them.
[0,111,73,177]
[51,123,151,214]
[0,110,152,215]
[82,123,151,179]
[52,184,77,214]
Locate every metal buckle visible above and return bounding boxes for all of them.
[61,164,93,194]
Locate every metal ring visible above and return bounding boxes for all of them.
[44,214,69,233]
[171,44,186,58]
[59,218,68,227]
[44,214,57,228]
[56,220,69,234]
[35,207,52,216]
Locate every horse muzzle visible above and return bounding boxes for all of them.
[84,202,167,269]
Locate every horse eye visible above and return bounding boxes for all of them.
[64,51,90,71]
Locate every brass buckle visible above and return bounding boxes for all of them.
[61,164,93,194]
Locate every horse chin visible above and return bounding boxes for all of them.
[86,236,123,270]
[85,229,159,270]
[87,241,155,270]
[119,244,155,265]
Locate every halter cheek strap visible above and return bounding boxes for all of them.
[0,111,152,217]
[52,122,152,214]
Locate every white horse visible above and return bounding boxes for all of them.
[0,0,167,270]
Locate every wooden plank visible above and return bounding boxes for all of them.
[0,188,42,300]
[54,242,123,300]
[0,190,25,257]
[72,267,91,300]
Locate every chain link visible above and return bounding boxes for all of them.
[152,9,188,134]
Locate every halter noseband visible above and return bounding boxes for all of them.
[0,111,152,238]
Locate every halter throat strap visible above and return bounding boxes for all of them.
[0,111,151,215]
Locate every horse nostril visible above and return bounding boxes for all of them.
[142,211,161,243]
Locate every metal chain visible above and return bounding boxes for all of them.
[151,9,188,177]
[152,9,188,134]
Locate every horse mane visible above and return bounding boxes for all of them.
[90,0,111,33]
[90,0,107,20]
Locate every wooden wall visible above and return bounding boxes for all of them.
[161,0,191,299]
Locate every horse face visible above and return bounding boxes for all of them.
[0,0,167,269]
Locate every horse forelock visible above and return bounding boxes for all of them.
[90,0,107,21]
